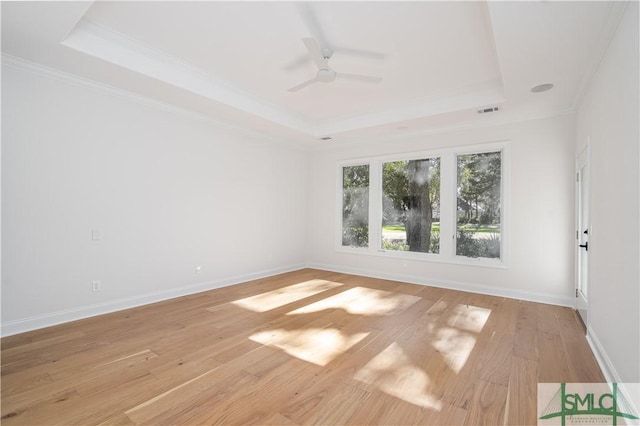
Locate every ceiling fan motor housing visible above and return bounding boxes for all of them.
[317,68,337,83]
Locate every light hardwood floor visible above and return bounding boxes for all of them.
[1,269,604,425]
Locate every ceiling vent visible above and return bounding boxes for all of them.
[320,136,333,141]
[477,106,500,114]
[531,83,554,93]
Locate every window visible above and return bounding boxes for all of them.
[456,152,502,259]
[342,164,369,248]
[382,158,440,253]
[338,142,507,267]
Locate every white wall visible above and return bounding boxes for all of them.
[1,62,309,335]
[307,114,577,305]
[3,9,637,389]
[576,2,639,383]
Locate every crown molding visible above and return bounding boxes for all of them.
[310,107,576,151]
[2,53,577,153]
[61,18,317,136]
[317,79,506,136]
[59,19,512,141]
[1,53,308,150]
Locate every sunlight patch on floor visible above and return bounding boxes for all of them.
[249,328,369,366]
[287,287,420,316]
[231,280,343,312]
[432,327,478,373]
[354,342,443,410]
[424,303,489,373]
[446,304,492,333]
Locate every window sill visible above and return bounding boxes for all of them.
[335,246,508,270]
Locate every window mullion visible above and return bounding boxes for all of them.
[439,152,456,258]
[368,160,382,253]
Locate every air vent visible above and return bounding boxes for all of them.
[477,106,500,114]
[320,136,332,141]
[531,83,554,93]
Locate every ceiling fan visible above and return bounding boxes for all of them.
[288,38,382,92]
[284,3,386,72]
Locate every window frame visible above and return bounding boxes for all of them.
[379,153,443,257]
[336,141,510,269]
[337,161,373,251]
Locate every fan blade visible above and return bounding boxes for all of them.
[336,73,382,84]
[297,3,330,51]
[285,47,385,71]
[296,4,385,60]
[288,77,320,92]
[302,38,329,70]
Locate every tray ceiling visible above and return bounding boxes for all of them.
[1,1,627,146]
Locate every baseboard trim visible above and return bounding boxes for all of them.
[1,263,306,337]
[1,262,575,337]
[586,330,640,419]
[586,329,618,384]
[306,262,575,307]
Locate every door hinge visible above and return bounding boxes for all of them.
[576,172,580,182]
[576,288,579,297]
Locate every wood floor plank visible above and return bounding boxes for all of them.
[429,402,468,425]
[1,269,604,425]
[556,309,606,382]
[184,358,317,425]
[280,359,365,424]
[58,371,162,425]
[536,303,563,335]
[0,388,81,425]
[1,331,86,360]
[483,297,519,334]
[513,301,539,360]
[537,330,573,383]
[507,355,539,426]
[262,413,299,425]
[478,331,514,386]
[462,380,509,425]
[345,390,398,424]
[436,331,491,410]
[140,371,261,425]
[96,413,137,426]
[305,382,370,425]
[0,369,53,396]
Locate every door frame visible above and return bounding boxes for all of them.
[575,144,590,328]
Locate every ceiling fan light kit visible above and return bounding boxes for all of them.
[317,68,336,83]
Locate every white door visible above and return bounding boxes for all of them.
[576,146,590,326]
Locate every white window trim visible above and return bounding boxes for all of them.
[336,140,510,269]
[336,161,372,250]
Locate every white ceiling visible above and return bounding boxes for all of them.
[1,1,628,146]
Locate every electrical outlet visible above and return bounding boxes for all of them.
[92,280,101,292]
[401,260,408,268]
[91,229,101,241]
[195,266,202,274]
